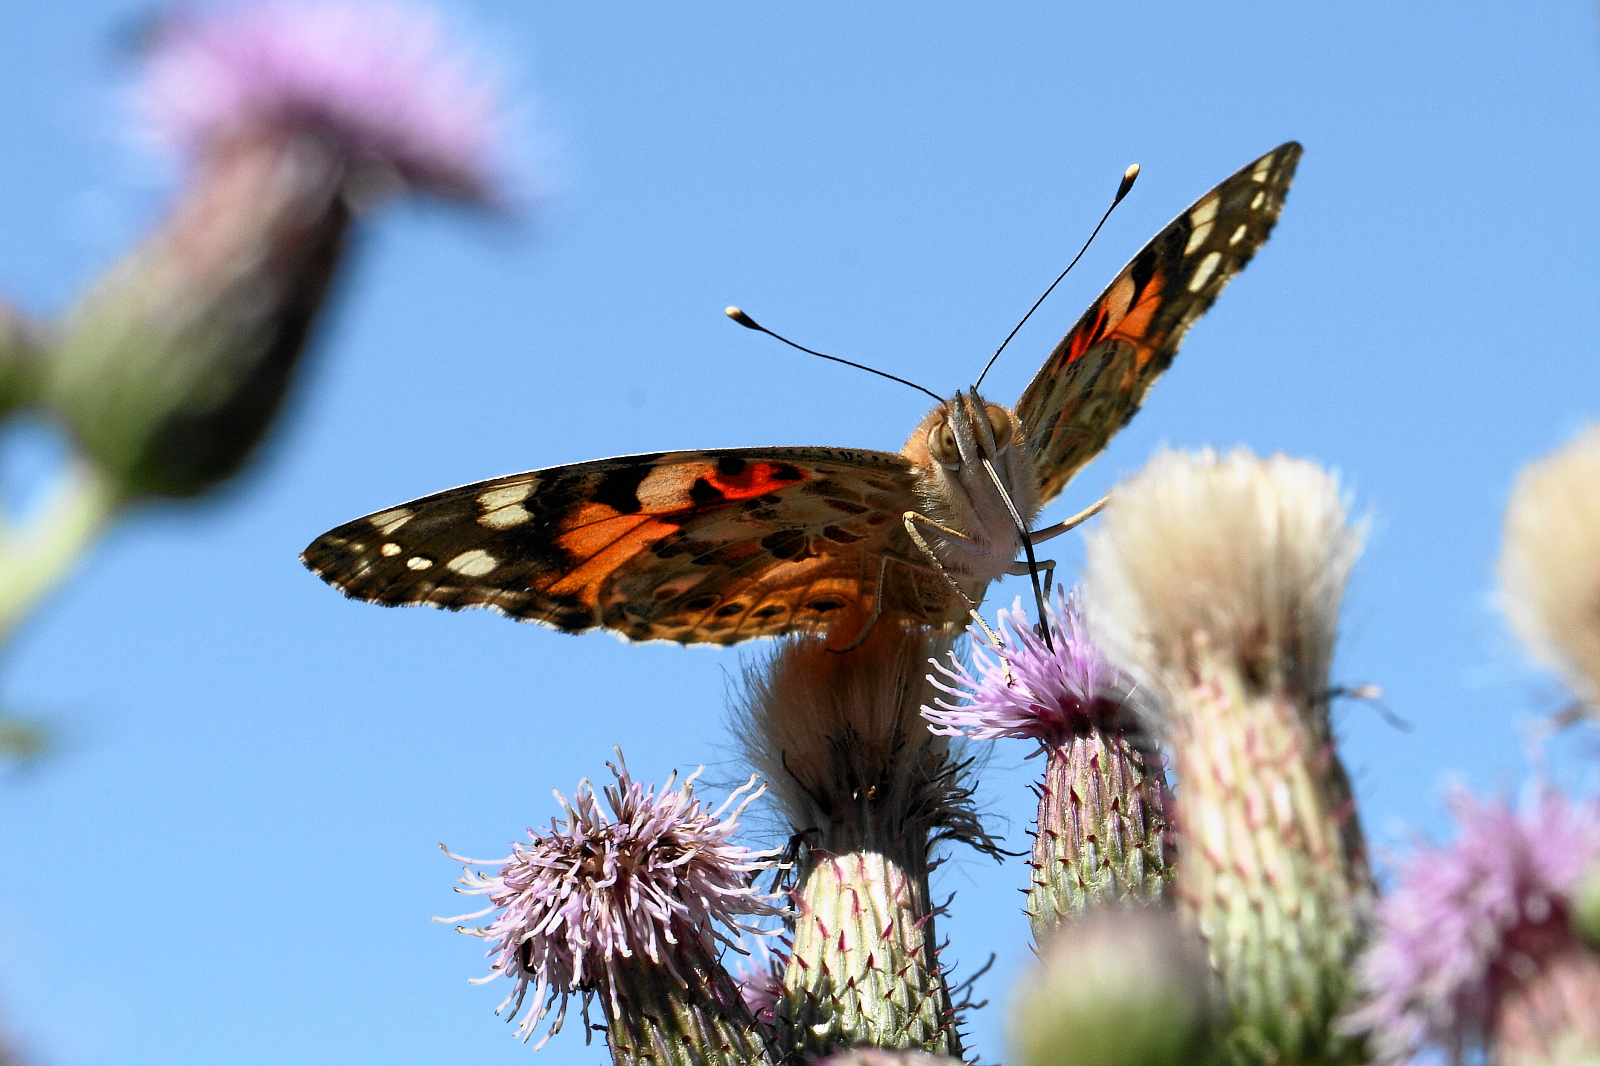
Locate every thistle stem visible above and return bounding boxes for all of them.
[0,458,120,642]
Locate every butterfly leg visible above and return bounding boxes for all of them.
[902,511,1013,662]
[1006,557,1056,592]
[1028,494,1109,546]
[823,556,889,653]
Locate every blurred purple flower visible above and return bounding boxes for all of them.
[733,957,784,1028]
[137,0,502,201]
[925,589,1131,743]
[441,758,783,1047]
[1349,790,1600,1063]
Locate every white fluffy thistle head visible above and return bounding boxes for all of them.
[1083,448,1364,719]
[1500,425,1600,711]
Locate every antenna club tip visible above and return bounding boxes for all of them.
[725,306,760,329]
[1115,163,1140,202]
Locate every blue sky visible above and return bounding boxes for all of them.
[1,2,1598,1064]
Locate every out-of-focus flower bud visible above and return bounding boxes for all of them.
[1084,448,1370,1066]
[1348,791,1600,1066]
[1010,906,1217,1066]
[1501,425,1600,719]
[47,0,504,500]
[926,589,1169,939]
[737,622,996,1060]
[441,755,782,1064]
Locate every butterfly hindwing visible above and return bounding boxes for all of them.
[300,447,920,644]
[1016,141,1302,504]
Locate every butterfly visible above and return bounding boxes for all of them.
[302,142,1302,648]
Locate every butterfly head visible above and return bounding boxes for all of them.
[905,388,1040,541]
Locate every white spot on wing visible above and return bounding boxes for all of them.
[407,556,434,570]
[1187,251,1223,293]
[1189,195,1219,227]
[478,484,533,510]
[1251,156,1274,182]
[1184,221,1214,255]
[370,508,413,535]
[1250,190,1266,210]
[1229,223,1249,246]
[381,543,402,557]
[447,549,498,577]
[479,507,529,529]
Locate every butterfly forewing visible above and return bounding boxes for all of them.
[1016,141,1302,504]
[300,447,921,644]
[303,143,1302,646]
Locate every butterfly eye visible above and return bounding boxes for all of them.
[985,404,1014,450]
[928,421,960,466]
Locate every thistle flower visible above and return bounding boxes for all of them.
[736,622,993,1059]
[1501,425,1600,716]
[1011,906,1218,1066]
[48,0,508,501]
[443,756,782,1064]
[137,0,501,203]
[1348,791,1600,1066]
[927,590,1169,933]
[1083,448,1370,1066]
[924,590,1129,743]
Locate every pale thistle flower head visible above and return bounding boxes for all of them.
[442,757,783,1047]
[1348,790,1600,1063]
[1500,424,1600,713]
[137,0,503,202]
[924,588,1133,744]
[1083,447,1364,719]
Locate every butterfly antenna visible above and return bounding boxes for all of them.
[725,307,945,403]
[973,162,1140,390]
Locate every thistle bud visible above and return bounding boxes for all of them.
[442,756,782,1065]
[926,590,1169,938]
[1347,791,1600,1066]
[1010,906,1217,1066]
[737,622,994,1060]
[1501,425,1600,718]
[48,0,504,500]
[1083,448,1370,1066]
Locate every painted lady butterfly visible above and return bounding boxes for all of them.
[302,143,1301,647]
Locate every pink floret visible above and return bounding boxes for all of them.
[137,0,502,201]
[924,589,1132,743]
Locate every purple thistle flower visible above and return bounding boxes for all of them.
[1349,789,1600,1063]
[442,757,783,1047]
[137,0,503,202]
[925,588,1132,743]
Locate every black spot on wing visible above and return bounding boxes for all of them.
[689,478,726,506]
[716,456,747,476]
[760,528,809,560]
[591,466,653,515]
